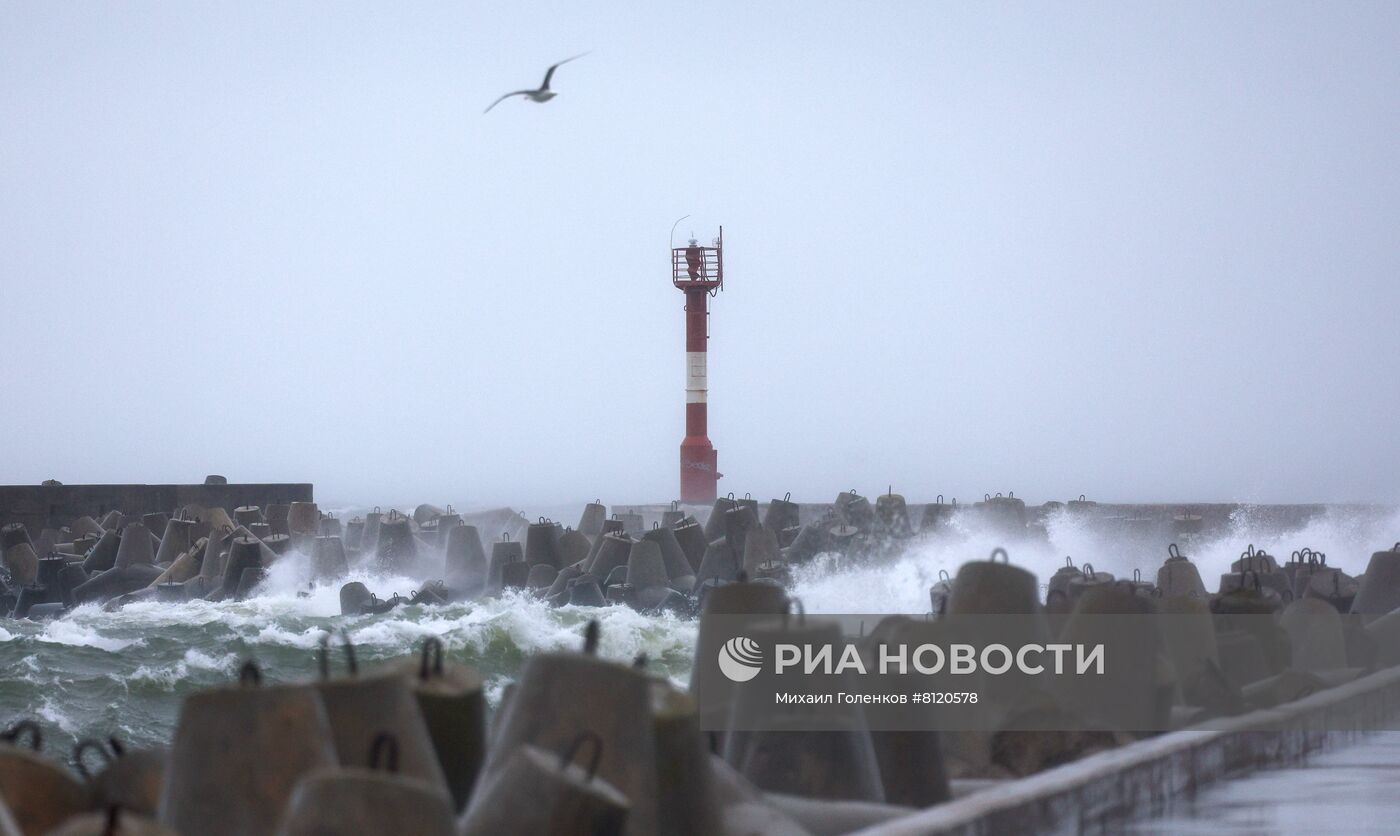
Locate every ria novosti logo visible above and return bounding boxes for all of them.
[717,636,764,682]
[716,635,1106,682]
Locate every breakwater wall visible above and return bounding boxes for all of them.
[0,482,313,534]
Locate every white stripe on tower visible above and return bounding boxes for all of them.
[686,351,707,404]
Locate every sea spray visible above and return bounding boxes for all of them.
[3,504,1396,754]
[788,503,1400,614]
[0,568,697,754]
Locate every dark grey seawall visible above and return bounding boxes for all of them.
[0,482,313,534]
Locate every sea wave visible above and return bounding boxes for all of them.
[1,504,1394,754]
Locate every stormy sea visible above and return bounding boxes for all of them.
[4,503,1396,755]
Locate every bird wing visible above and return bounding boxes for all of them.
[540,51,590,90]
[483,90,534,114]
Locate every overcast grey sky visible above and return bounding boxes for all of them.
[2,2,1397,506]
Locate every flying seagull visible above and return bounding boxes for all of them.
[483,52,590,114]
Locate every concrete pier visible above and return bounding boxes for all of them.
[855,665,1400,835]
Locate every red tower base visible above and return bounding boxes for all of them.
[680,434,717,504]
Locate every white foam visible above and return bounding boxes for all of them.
[789,504,1400,614]
[183,648,239,672]
[127,651,235,689]
[35,696,79,735]
[95,566,428,632]
[130,661,190,688]
[331,590,698,673]
[36,617,143,652]
[1183,505,1400,589]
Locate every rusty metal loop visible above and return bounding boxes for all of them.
[1081,562,1096,577]
[560,731,605,780]
[990,547,1009,564]
[73,738,114,780]
[103,806,121,836]
[1,720,42,750]
[583,620,600,655]
[1168,543,1182,559]
[419,636,445,680]
[369,733,400,773]
[938,569,951,582]
[317,630,358,679]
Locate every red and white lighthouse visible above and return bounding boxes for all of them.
[672,227,724,503]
